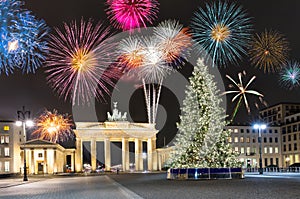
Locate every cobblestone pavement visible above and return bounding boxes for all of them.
[0,175,142,199]
[110,173,300,199]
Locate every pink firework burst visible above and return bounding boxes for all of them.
[46,18,118,105]
[106,0,159,32]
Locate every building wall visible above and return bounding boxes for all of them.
[225,126,282,168]
[0,122,22,174]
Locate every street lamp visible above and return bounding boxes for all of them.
[253,123,267,175]
[16,106,34,181]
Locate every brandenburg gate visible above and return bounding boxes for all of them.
[74,103,159,172]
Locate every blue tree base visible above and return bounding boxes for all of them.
[167,168,244,180]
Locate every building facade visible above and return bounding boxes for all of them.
[225,125,282,168]
[0,121,22,174]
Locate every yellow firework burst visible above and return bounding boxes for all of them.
[32,110,73,143]
[211,23,230,42]
[249,29,290,73]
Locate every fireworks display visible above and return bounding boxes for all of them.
[0,0,48,75]
[154,20,192,65]
[222,71,264,122]
[46,19,117,105]
[190,1,252,67]
[106,0,159,32]
[249,29,290,73]
[118,36,145,69]
[279,61,300,90]
[32,110,73,143]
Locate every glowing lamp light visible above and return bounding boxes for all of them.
[25,120,34,127]
[253,124,266,130]
[15,121,22,126]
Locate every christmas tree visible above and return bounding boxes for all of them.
[168,58,240,168]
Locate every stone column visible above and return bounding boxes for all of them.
[152,138,158,170]
[31,150,35,174]
[104,138,111,171]
[44,150,47,174]
[71,151,75,172]
[135,138,143,171]
[75,137,82,172]
[91,138,97,171]
[122,138,129,171]
[147,138,153,171]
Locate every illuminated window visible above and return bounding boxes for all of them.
[4,148,9,157]
[3,126,9,131]
[4,161,9,172]
[275,147,279,153]
[234,137,238,143]
[246,147,251,155]
[269,147,273,154]
[240,147,244,154]
[240,137,244,143]
[228,137,232,143]
[234,129,238,133]
[5,136,9,144]
[0,136,4,144]
[0,162,2,172]
[38,153,43,158]
[246,137,250,143]
[264,147,268,154]
[234,147,239,152]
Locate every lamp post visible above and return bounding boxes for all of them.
[253,123,267,175]
[16,106,33,181]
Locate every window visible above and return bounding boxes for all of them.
[3,126,9,131]
[275,147,279,153]
[269,129,272,133]
[269,147,273,154]
[276,158,279,166]
[264,137,267,143]
[5,136,9,144]
[234,137,238,143]
[4,148,9,157]
[252,129,255,133]
[294,143,297,151]
[289,144,292,151]
[234,147,239,152]
[265,158,268,167]
[275,137,278,143]
[293,125,297,132]
[270,158,274,165]
[228,137,232,143]
[282,127,286,134]
[269,137,272,143]
[241,129,244,133]
[288,126,291,133]
[252,138,256,143]
[0,136,4,144]
[4,161,9,172]
[283,136,286,142]
[288,135,291,141]
[246,129,250,133]
[0,162,2,172]
[38,153,43,158]
[275,129,278,133]
[264,147,268,154]
[234,129,238,133]
[246,147,251,155]
[246,137,250,143]
[240,137,244,143]
[294,134,297,141]
[240,147,244,154]
[284,145,286,151]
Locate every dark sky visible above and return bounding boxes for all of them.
[1,0,300,147]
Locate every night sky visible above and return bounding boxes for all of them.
[1,0,300,147]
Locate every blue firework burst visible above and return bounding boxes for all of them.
[279,61,300,90]
[0,0,48,75]
[190,1,253,67]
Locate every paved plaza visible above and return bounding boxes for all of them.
[0,173,299,199]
